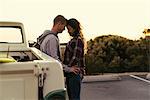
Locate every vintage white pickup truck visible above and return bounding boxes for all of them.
[0,22,66,100]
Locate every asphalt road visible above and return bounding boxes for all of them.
[81,75,150,100]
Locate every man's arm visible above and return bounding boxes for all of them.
[62,64,80,74]
[46,36,60,60]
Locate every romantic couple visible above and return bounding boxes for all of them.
[37,15,85,100]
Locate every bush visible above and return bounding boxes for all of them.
[85,35,149,75]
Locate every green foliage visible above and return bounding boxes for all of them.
[85,35,149,74]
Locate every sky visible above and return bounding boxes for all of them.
[0,0,150,43]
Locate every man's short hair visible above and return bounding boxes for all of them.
[53,15,67,25]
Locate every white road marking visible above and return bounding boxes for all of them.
[130,75,150,84]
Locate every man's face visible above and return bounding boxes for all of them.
[57,21,66,33]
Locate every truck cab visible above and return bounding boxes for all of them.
[0,22,66,100]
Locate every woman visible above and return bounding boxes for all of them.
[63,18,85,100]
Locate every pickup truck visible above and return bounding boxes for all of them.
[0,22,66,100]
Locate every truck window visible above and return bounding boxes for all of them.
[0,27,22,43]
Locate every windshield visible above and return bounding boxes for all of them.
[0,26,23,43]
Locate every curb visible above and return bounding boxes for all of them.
[82,72,149,83]
[146,73,150,80]
[82,74,121,83]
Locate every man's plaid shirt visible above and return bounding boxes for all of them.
[63,37,85,68]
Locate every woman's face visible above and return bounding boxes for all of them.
[67,25,75,36]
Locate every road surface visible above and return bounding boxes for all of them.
[81,75,150,100]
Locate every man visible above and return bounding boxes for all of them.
[38,15,79,74]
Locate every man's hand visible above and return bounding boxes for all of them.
[70,66,80,74]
